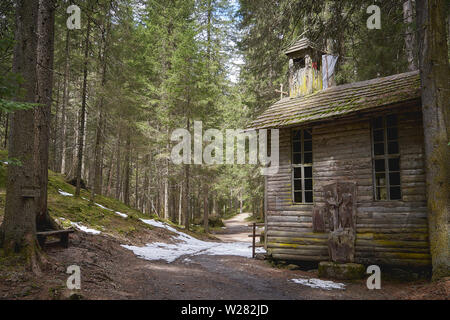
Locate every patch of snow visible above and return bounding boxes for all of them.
[80,196,128,218]
[139,219,179,233]
[58,189,73,197]
[71,222,102,235]
[115,211,128,218]
[290,278,345,290]
[95,202,113,211]
[57,217,101,235]
[122,219,266,263]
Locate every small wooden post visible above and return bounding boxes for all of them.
[252,222,256,258]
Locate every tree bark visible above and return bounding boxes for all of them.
[0,0,41,271]
[35,0,57,231]
[3,112,8,149]
[203,187,209,234]
[123,129,131,206]
[404,0,418,71]
[75,16,91,197]
[135,151,139,209]
[59,29,70,174]
[184,119,190,230]
[115,129,121,200]
[416,0,450,280]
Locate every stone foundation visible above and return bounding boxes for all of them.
[318,261,365,280]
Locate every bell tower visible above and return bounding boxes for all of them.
[285,38,325,98]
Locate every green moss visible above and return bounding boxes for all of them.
[0,167,164,239]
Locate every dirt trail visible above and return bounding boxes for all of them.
[214,212,263,242]
[1,216,447,300]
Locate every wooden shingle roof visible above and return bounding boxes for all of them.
[248,71,421,129]
[284,37,324,56]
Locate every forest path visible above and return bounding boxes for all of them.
[33,220,437,300]
[213,212,260,242]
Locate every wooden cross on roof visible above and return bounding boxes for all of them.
[275,84,288,99]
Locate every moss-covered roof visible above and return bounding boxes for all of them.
[285,37,324,56]
[248,71,421,129]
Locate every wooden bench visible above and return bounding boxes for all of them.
[37,229,75,248]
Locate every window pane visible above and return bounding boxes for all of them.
[376,173,386,186]
[304,130,312,140]
[390,186,401,200]
[387,127,398,140]
[387,114,397,127]
[374,117,383,129]
[294,168,302,179]
[304,140,312,152]
[374,143,384,155]
[293,153,302,164]
[293,130,301,140]
[305,179,312,190]
[294,179,302,191]
[294,192,302,203]
[376,187,387,200]
[304,152,312,164]
[388,141,399,154]
[389,172,401,185]
[375,159,385,172]
[373,115,401,201]
[373,130,384,142]
[305,191,313,203]
[304,166,312,178]
[388,158,400,171]
[293,141,301,153]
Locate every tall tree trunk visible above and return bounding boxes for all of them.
[404,0,418,71]
[115,129,121,199]
[184,119,190,230]
[59,29,70,174]
[416,0,450,281]
[3,112,8,149]
[123,129,131,206]
[51,76,60,171]
[179,184,183,224]
[75,16,91,197]
[142,154,150,213]
[0,0,41,271]
[35,0,57,231]
[164,134,169,220]
[90,4,111,202]
[203,187,209,234]
[135,152,139,209]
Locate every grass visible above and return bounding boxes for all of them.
[0,156,217,241]
[45,170,157,236]
[0,161,166,239]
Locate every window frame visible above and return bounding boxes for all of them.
[371,115,402,201]
[291,128,313,204]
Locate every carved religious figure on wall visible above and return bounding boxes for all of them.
[313,181,357,263]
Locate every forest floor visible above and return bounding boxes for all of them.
[0,211,448,300]
[0,170,448,300]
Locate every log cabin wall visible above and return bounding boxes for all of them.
[266,105,431,267]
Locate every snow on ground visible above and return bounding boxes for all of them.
[58,192,128,218]
[290,278,345,290]
[122,219,266,263]
[58,189,73,197]
[95,202,113,211]
[56,217,101,235]
[70,222,102,235]
[115,211,128,218]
